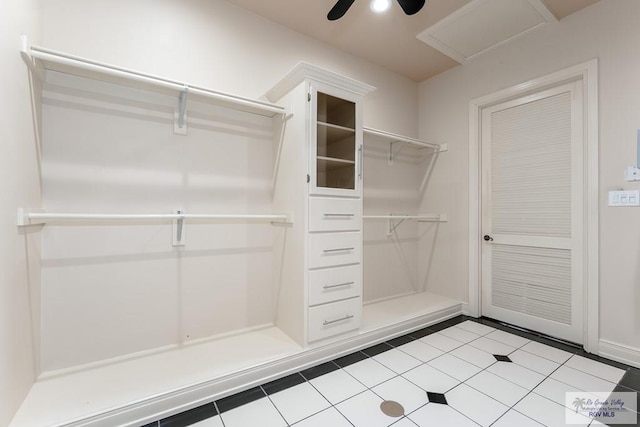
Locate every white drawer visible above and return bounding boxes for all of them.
[309,264,361,306]
[309,197,362,232]
[308,297,361,342]
[308,232,361,269]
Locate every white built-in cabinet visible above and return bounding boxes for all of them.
[268,63,375,345]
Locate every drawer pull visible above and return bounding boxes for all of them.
[323,213,355,218]
[323,281,355,290]
[323,247,354,253]
[323,314,354,326]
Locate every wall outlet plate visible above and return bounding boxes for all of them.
[626,166,640,181]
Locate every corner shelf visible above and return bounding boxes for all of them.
[363,126,447,166]
[363,127,446,151]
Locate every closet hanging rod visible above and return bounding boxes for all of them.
[21,40,286,118]
[363,127,446,151]
[17,210,291,226]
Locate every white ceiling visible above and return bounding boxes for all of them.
[226,0,601,81]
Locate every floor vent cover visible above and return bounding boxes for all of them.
[380,400,405,417]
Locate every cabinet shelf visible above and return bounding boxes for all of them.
[317,156,355,168]
[318,121,355,133]
[316,156,356,190]
[317,124,356,162]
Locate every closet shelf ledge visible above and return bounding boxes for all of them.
[17,209,292,226]
[363,126,447,152]
[20,36,286,118]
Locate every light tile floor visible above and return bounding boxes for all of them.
[147,317,640,427]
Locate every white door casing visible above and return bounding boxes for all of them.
[468,60,599,353]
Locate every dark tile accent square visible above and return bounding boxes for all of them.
[479,318,539,342]
[477,317,635,385]
[409,327,434,339]
[334,351,368,368]
[610,384,640,411]
[605,384,640,427]
[620,368,640,393]
[576,351,631,371]
[159,403,217,427]
[427,392,448,405]
[387,334,415,347]
[533,336,581,354]
[480,316,581,355]
[216,387,265,414]
[361,342,394,357]
[428,316,469,332]
[262,372,306,395]
[494,355,512,362]
[601,416,640,427]
[300,361,339,381]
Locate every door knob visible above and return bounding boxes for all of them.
[483,235,494,241]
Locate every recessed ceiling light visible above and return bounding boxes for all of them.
[370,0,392,14]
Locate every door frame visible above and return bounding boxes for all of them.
[468,59,600,353]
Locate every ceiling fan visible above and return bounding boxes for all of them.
[327,0,426,20]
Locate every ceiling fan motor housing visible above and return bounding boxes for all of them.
[328,0,426,20]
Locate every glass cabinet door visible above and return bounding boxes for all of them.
[312,89,360,195]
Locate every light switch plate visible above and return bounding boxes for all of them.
[608,190,640,207]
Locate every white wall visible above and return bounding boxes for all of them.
[41,0,418,137]
[39,0,421,371]
[363,143,430,302]
[40,72,277,371]
[0,1,41,425]
[418,0,640,352]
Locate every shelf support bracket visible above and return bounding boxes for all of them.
[173,209,186,246]
[388,140,405,166]
[387,216,406,236]
[17,208,46,226]
[19,36,45,82]
[174,87,189,135]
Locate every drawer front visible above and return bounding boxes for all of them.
[309,197,362,232]
[308,232,361,269]
[308,297,361,342]
[309,264,361,306]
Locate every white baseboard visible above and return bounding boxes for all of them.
[599,339,640,369]
[461,302,472,316]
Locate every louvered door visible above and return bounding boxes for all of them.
[481,81,584,343]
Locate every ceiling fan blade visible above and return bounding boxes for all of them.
[327,0,355,20]
[396,0,426,15]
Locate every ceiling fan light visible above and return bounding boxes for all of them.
[370,0,392,14]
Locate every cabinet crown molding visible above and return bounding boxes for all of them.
[265,61,376,102]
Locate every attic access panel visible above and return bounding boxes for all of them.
[416,0,557,63]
